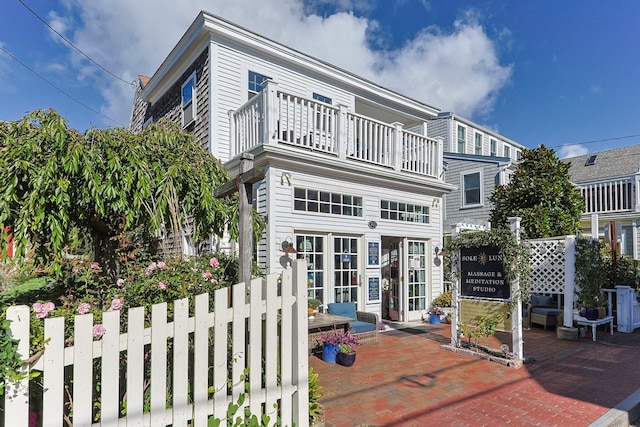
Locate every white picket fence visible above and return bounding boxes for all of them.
[3,261,309,426]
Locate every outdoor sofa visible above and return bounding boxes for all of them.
[327,302,379,345]
[528,294,563,331]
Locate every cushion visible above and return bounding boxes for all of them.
[531,307,562,316]
[350,320,376,333]
[327,302,357,319]
[530,295,554,306]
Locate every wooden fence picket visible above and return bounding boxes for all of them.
[100,309,121,427]
[2,262,308,427]
[42,316,64,427]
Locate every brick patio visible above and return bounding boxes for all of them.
[309,322,640,426]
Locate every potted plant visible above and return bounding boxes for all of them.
[427,307,445,324]
[320,326,358,364]
[575,237,607,320]
[308,298,322,315]
[336,343,357,367]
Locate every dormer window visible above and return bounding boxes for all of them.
[585,154,597,166]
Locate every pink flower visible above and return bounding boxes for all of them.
[145,262,157,276]
[202,270,212,280]
[157,261,167,269]
[77,302,90,315]
[211,279,218,285]
[90,262,100,270]
[158,281,168,290]
[93,324,106,339]
[116,278,125,286]
[72,268,79,274]
[209,257,219,268]
[33,301,55,318]
[109,297,124,312]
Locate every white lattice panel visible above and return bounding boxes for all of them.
[528,238,566,295]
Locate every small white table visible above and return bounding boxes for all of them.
[573,311,614,342]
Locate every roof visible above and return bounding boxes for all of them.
[563,145,640,182]
[139,11,441,117]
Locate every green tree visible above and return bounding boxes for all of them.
[0,109,245,278]
[489,145,583,239]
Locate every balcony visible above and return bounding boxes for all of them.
[578,178,637,214]
[229,81,443,179]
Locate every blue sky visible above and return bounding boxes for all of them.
[1,0,639,158]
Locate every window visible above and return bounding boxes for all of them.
[248,71,270,99]
[474,132,483,155]
[504,145,511,159]
[585,154,597,166]
[293,188,362,217]
[463,171,482,206]
[181,72,196,128]
[380,200,429,223]
[490,139,497,157]
[457,125,466,153]
[296,235,325,302]
[516,150,522,161]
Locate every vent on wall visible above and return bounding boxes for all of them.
[585,154,597,166]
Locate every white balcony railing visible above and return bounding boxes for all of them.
[579,178,636,213]
[229,80,443,179]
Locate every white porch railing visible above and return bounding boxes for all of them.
[579,178,636,213]
[230,80,443,179]
[3,262,309,427]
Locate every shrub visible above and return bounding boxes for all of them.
[432,290,452,307]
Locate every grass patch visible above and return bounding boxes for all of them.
[0,276,62,305]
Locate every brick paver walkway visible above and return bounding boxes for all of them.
[309,323,640,426]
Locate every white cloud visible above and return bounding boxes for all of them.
[60,0,512,127]
[557,144,589,159]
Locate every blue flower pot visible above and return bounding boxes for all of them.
[323,343,338,363]
[429,314,441,324]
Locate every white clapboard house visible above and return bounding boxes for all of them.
[130,11,462,322]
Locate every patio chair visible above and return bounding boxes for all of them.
[327,302,378,344]
[528,295,562,331]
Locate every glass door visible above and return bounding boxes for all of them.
[389,240,401,321]
[407,240,427,319]
[333,236,359,303]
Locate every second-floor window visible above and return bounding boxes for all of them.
[248,71,270,99]
[457,125,466,153]
[474,133,483,155]
[462,171,482,207]
[181,72,196,128]
[490,139,497,156]
[504,145,511,159]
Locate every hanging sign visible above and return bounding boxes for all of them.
[460,246,509,299]
[341,252,352,263]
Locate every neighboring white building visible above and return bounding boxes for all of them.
[564,145,640,258]
[130,11,457,322]
[427,112,524,161]
[426,112,524,239]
